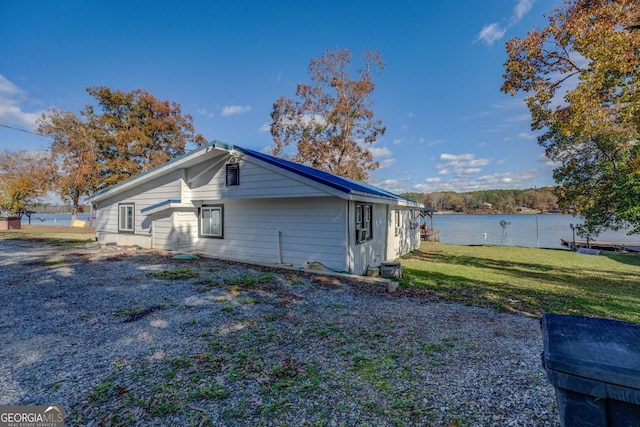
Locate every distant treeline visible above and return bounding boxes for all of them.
[24,203,87,214]
[401,187,559,214]
[28,188,559,215]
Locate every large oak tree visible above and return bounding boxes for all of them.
[37,109,101,222]
[270,48,386,181]
[38,87,207,217]
[0,150,56,216]
[86,86,207,186]
[502,0,640,235]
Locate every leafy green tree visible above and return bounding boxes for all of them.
[270,48,386,181]
[502,0,640,234]
[0,150,56,216]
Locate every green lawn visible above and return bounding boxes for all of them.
[0,224,96,245]
[401,242,640,324]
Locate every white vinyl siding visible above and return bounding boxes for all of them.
[151,211,174,250]
[176,210,198,251]
[189,159,330,200]
[386,207,421,260]
[349,201,387,275]
[195,197,346,270]
[93,169,183,246]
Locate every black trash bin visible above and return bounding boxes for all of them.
[541,313,640,427]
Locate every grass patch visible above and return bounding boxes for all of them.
[41,260,69,266]
[401,242,640,323]
[0,224,95,246]
[147,267,199,280]
[223,273,276,287]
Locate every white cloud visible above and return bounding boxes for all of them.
[513,0,534,22]
[518,132,537,140]
[440,153,475,161]
[463,168,483,174]
[476,23,506,45]
[195,106,214,118]
[369,146,392,158]
[476,0,535,45]
[378,158,396,169]
[258,122,271,132]
[436,153,492,178]
[413,168,541,193]
[0,75,21,96]
[538,152,561,168]
[0,75,42,130]
[371,177,412,195]
[407,112,415,119]
[369,146,394,169]
[221,105,251,117]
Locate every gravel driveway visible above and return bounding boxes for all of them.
[0,240,559,426]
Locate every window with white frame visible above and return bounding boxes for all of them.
[355,203,373,243]
[118,203,134,233]
[200,205,223,238]
[394,210,401,236]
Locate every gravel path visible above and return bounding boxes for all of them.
[0,240,559,426]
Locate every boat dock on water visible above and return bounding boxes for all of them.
[560,239,640,253]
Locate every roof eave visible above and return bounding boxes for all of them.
[86,142,226,203]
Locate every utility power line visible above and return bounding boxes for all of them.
[0,123,51,138]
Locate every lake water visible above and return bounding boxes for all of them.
[21,213,94,227]
[429,214,639,248]
[23,212,639,249]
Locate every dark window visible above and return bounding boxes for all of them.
[355,203,373,243]
[226,163,239,186]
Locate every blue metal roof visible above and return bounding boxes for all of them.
[87,140,419,206]
[232,145,418,204]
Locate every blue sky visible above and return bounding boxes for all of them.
[0,0,561,195]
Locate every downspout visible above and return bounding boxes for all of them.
[384,204,390,262]
[346,200,352,273]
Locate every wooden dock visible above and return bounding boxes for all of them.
[560,239,640,253]
[421,230,440,242]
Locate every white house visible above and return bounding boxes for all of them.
[86,141,422,275]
